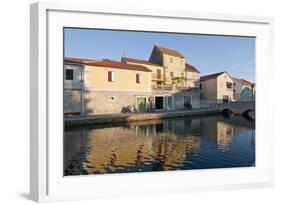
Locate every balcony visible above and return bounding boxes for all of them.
[152,84,173,91]
[152,84,200,92]
[152,73,165,81]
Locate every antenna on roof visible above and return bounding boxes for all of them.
[123,50,126,58]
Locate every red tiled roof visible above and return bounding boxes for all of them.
[64,57,97,64]
[87,60,153,73]
[200,71,226,81]
[241,79,255,86]
[64,57,152,72]
[155,45,185,58]
[232,77,255,87]
[121,57,162,67]
[185,63,200,73]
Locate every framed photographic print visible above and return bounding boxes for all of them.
[30,2,274,202]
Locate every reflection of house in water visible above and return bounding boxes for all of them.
[200,116,234,149]
[64,115,255,175]
[64,129,90,175]
[64,119,201,174]
[217,122,234,149]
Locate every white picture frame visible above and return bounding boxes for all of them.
[30,2,274,202]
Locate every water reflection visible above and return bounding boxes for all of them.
[64,115,255,176]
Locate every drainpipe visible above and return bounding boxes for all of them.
[80,65,84,115]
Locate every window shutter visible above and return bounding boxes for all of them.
[136,74,139,83]
[112,71,115,81]
[108,71,112,82]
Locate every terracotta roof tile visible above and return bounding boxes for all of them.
[64,58,152,72]
[121,57,162,67]
[185,63,200,73]
[64,57,97,64]
[241,79,255,86]
[156,45,185,58]
[232,77,255,86]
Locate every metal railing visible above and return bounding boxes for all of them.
[152,84,174,91]
[151,73,165,81]
[152,84,200,92]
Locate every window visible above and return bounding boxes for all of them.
[108,96,116,102]
[157,69,161,79]
[136,73,141,83]
[65,69,73,80]
[170,57,173,63]
[200,84,202,89]
[108,71,115,82]
[170,72,174,78]
[226,82,232,89]
[223,95,229,103]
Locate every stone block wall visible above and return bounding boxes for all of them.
[64,89,82,114]
[64,89,200,115]
[82,90,152,115]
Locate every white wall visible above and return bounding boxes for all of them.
[64,64,83,89]
[0,1,280,205]
[217,73,234,102]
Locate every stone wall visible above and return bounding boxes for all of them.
[82,90,150,114]
[80,89,200,115]
[64,87,200,115]
[64,89,82,114]
[200,78,217,102]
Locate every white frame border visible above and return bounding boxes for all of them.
[30,2,274,202]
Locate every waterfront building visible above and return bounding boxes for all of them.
[232,77,255,101]
[64,45,201,115]
[200,71,234,103]
[64,58,152,115]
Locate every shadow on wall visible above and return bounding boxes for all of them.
[65,87,200,116]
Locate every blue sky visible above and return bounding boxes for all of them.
[64,28,255,82]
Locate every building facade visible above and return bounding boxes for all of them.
[64,45,201,115]
[232,77,255,101]
[200,72,234,103]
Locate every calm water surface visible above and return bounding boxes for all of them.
[64,114,255,176]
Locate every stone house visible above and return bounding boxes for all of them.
[200,71,234,103]
[64,58,153,115]
[121,57,164,87]
[232,77,255,101]
[64,45,201,115]
[122,45,200,111]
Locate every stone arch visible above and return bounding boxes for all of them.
[242,109,255,120]
[220,108,234,117]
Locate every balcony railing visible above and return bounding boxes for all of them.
[152,84,200,92]
[152,84,173,91]
[152,73,165,81]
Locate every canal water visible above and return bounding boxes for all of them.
[64,114,255,176]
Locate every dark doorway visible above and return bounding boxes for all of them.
[184,95,192,110]
[155,96,164,110]
[223,95,229,103]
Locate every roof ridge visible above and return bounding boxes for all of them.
[200,71,227,81]
[122,56,162,67]
[185,62,200,73]
[154,44,185,58]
